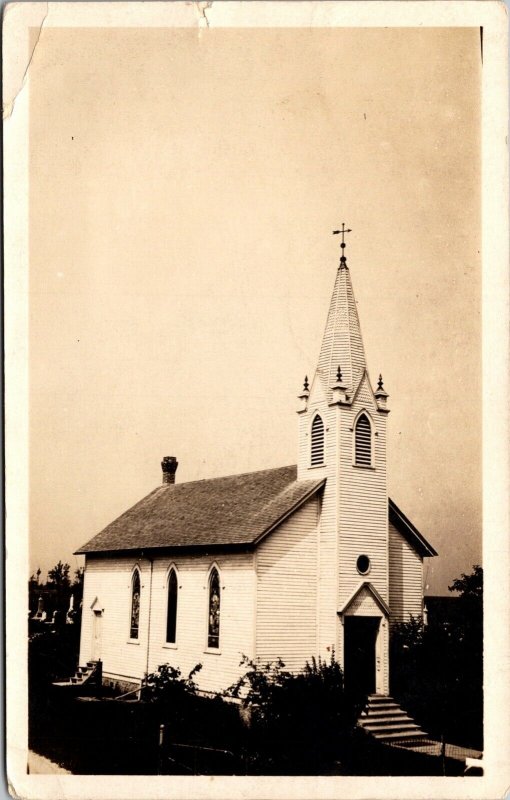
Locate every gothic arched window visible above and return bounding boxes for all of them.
[355,413,372,466]
[311,414,325,466]
[130,569,141,639]
[207,567,220,649]
[166,568,178,644]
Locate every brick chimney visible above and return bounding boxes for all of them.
[161,456,178,485]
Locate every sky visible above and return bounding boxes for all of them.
[29,26,481,594]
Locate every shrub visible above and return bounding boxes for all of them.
[227,652,365,773]
[141,662,202,705]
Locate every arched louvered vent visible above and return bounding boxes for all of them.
[355,414,372,466]
[311,414,325,466]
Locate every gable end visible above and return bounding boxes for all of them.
[389,498,438,557]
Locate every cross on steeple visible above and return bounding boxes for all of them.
[332,223,352,268]
[333,223,352,245]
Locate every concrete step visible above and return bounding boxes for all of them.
[361,715,414,727]
[372,729,427,741]
[366,699,400,707]
[52,661,100,689]
[368,694,398,700]
[361,706,407,717]
[357,696,428,744]
[363,721,422,733]
[367,700,398,711]
[362,711,405,721]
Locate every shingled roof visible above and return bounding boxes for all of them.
[389,497,438,557]
[75,464,437,558]
[75,465,325,555]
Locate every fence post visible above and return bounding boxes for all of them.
[158,723,165,775]
[440,733,446,776]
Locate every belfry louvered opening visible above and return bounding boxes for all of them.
[311,414,325,466]
[355,413,372,466]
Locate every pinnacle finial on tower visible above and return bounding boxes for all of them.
[375,373,389,409]
[332,223,352,269]
[331,363,348,404]
[297,374,310,413]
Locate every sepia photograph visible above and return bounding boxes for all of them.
[4,2,509,798]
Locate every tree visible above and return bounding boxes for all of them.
[47,561,71,590]
[390,565,483,749]
[73,566,84,585]
[46,561,72,619]
[72,567,85,605]
[448,564,483,599]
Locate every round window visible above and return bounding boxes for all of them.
[356,555,370,575]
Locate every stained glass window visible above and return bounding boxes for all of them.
[130,569,140,639]
[207,568,220,649]
[166,568,178,644]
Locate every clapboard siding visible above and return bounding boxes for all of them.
[80,551,255,693]
[256,496,319,672]
[338,374,389,608]
[79,556,150,681]
[389,521,423,623]
[298,377,339,654]
[296,368,390,667]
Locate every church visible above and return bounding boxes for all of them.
[75,231,437,697]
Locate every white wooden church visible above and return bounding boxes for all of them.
[76,235,437,697]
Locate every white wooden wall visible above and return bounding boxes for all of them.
[338,374,389,609]
[297,375,339,656]
[297,369,390,670]
[79,551,256,693]
[388,521,424,624]
[255,495,320,672]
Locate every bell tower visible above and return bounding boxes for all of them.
[297,227,391,694]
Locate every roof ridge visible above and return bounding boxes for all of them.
[164,463,298,488]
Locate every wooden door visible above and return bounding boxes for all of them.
[92,611,102,661]
[344,616,380,694]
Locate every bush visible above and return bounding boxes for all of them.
[227,652,365,773]
[142,662,202,705]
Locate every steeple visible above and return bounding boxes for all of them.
[316,227,367,399]
[296,226,391,694]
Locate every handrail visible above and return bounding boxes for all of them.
[114,685,142,701]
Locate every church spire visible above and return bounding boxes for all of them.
[316,227,367,398]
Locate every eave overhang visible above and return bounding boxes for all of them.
[389,497,438,557]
